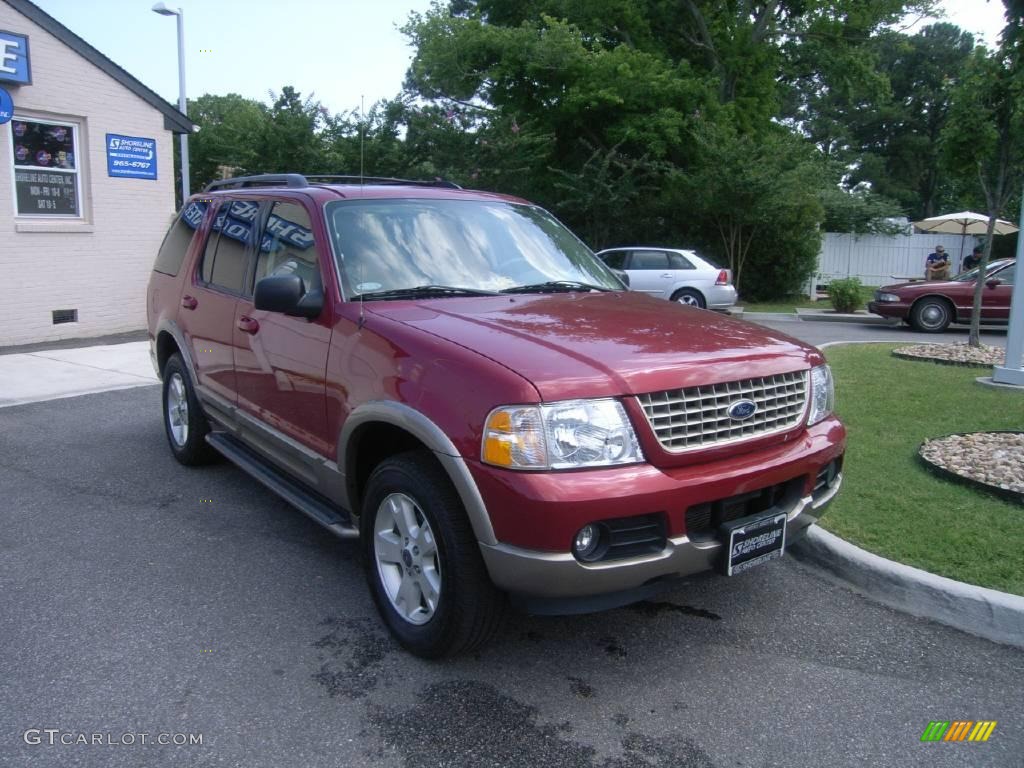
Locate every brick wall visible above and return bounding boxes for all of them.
[0,3,178,345]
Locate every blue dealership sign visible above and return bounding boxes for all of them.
[0,30,31,85]
[106,133,157,179]
[0,87,12,125]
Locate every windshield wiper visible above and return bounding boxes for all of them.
[500,280,612,294]
[359,285,502,301]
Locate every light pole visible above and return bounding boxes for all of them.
[152,2,190,200]
[992,191,1024,387]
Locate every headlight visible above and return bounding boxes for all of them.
[875,292,900,302]
[808,364,835,426]
[482,399,644,470]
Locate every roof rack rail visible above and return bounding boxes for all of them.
[204,173,308,192]
[304,175,461,190]
[203,173,462,193]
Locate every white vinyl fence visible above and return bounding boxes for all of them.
[815,232,980,288]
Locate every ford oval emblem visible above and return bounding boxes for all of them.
[727,399,757,421]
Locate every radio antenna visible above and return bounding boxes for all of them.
[357,93,366,329]
[359,94,365,195]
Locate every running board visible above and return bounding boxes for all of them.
[206,432,359,539]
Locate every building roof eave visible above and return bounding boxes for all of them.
[3,0,197,134]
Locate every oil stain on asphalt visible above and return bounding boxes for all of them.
[567,676,595,698]
[369,680,717,768]
[311,616,395,699]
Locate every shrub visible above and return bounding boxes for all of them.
[828,277,864,313]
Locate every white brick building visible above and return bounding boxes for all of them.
[0,0,193,346]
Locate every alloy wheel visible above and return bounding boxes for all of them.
[373,492,441,625]
[166,372,189,447]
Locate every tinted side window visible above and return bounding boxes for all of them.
[600,251,627,269]
[254,200,321,291]
[630,250,669,270]
[153,201,206,276]
[668,252,695,270]
[199,200,256,294]
[199,223,219,284]
[998,264,1015,284]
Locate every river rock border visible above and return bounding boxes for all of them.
[917,431,1024,505]
[892,342,1005,368]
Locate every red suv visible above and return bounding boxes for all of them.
[147,174,846,657]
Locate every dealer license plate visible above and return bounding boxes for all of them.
[723,512,787,576]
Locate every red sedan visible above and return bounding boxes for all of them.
[868,259,1017,332]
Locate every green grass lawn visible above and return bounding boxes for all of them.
[742,286,875,314]
[821,343,1024,595]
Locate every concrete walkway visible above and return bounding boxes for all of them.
[0,341,157,408]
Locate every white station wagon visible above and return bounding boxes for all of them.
[596,247,738,310]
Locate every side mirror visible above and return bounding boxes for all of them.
[254,274,323,318]
[611,268,630,288]
[985,278,1002,289]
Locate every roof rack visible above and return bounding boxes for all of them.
[204,174,307,191]
[304,175,461,190]
[203,173,461,193]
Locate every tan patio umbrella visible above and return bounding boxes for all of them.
[912,211,1020,271]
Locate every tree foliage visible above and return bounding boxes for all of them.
[176,0,1022,302]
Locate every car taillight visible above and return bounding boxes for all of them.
[715,270,730,286]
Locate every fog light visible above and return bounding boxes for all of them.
[573,524,602,561]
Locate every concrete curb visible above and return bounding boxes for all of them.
[792,526,1024,649]
[976,375,1024,391]
[794,308,899,325]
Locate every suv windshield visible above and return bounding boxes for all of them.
[325,199,623,298]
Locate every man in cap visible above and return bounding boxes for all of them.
[925,245,950,280]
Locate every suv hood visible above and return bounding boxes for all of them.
[368,292,822,401]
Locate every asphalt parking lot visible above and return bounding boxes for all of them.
[1,320,1020,767]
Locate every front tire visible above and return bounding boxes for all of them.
[671,288,706,309]
[362,451,506,658]
[910,298,953,332]
[162,354,218,465]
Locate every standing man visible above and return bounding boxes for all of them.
[963,245,984,271]
[925,245,950,280]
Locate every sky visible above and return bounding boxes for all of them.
[25,0,1012,116]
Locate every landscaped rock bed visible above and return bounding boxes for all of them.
[893,342,1006,367]
[919,432,1024,503]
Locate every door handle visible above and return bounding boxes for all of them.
[181,295,198,310]
[661,273,673,278]
[237,316,260,335]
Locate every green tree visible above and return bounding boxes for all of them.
[679,124,825,295]
[852,24,976,218]
[551,141,660,247]
[255,86,327,174]
[181,93,267,198]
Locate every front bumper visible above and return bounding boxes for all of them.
[480,474,840,606]
[867,301,909,319]
[475,418,845,604]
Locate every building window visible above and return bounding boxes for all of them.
[10,117,81,217]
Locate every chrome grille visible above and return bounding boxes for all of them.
[637,371,809,452]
